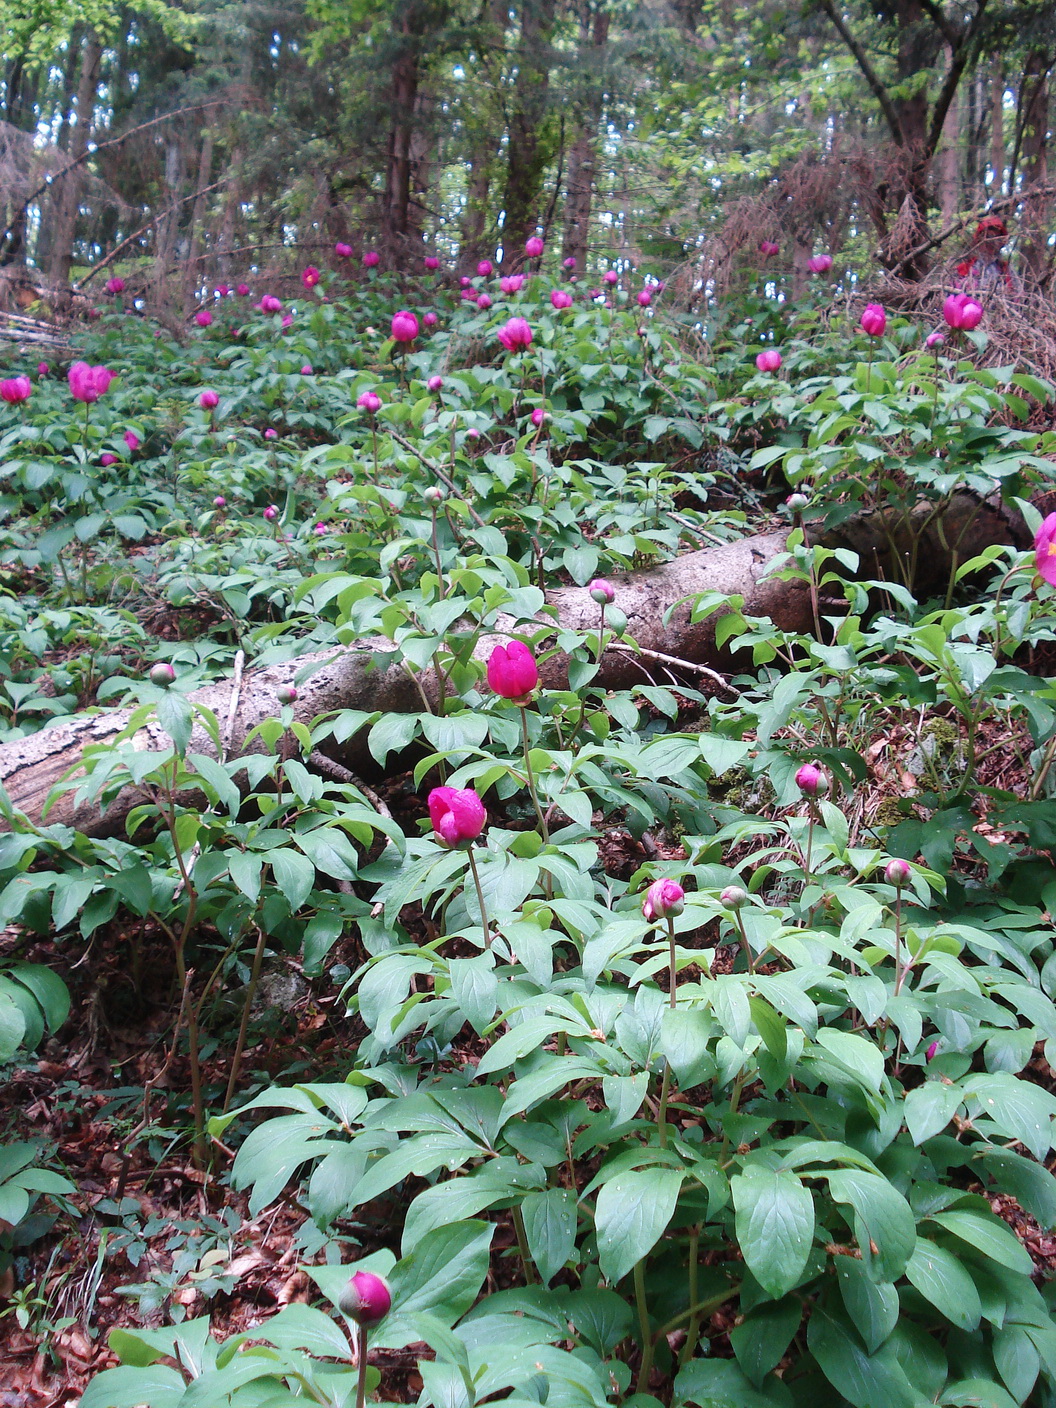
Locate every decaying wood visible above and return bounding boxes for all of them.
[0,493,1031,837]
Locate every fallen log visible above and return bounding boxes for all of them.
[0,492,1030,836]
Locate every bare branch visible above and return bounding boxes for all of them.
[816,0,905,147]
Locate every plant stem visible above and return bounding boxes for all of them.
[519,705,550,844]
[511,1204,536,1283]
[222,923,268,1113]
[633,1259,654,1394]
[679,1228,701,1366]
[467,846,491,947]
[892,887,905,996]
[734,910,755,973]
[430,507,445,598]
[657,1063,672,1150]
[355,1324,369,1408]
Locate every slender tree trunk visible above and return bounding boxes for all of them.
[382,11,421,268]
[938,49,962,227]
[500,0,558,263]
[217,145,244,276]
[154,136,187,306]
[990,57,1005,195]
[48,33,103,295]
[1020,52,1053,286]
[561,9,609,272]
[182,131,214,314]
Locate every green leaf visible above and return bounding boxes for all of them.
[806,1303,919,1408]
[270,848,316,912]
[78,1365,188,1408]
[928,1210,1034,1275]
[0,988,26,1062]
[378,1220,495,1347]
[826,1170,916,1283]
[731,1168,814,1299]
[156,690,193,754]
[447,956,498,1035]
[521,1187,578,1286]
[814,1029,884,1092]
[730,1296,801,1388]
[966,1073,1056,1160]
[904,1080,962,1145]
[594,1167,684,1284]
[904,1238,981,1330]
[835,1256,898,1354]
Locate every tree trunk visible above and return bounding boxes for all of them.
[561,9,609,273]
[217,145,244,277]
[47,34,102,295]
[1019,51,1052,287]
[990,57,1004,196]
[937,51,961,227]
[500,0,558,262]
[0,493,1028,838]
[182,130,214,315]
[382,11,421,268]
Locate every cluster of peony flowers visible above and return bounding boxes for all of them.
[68,362,114,403]
[0,375,31,404]
[860,303,886,337]
[943,293,983,331]
[497,317,533,352]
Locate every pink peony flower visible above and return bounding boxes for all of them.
[476,293,492,310]
[603,270,618,285]
[428,786,487,847]
[264,428,278,439]
[944,293,984,331]
[637,289,651,307]
[467,427,480,439]
[335,243,352,258]
[424,255,440,270]
[260,294,282,313]
[487,640,539,700]
[36,362,48,377]
[236,283,250,296]
[563,257,576,270]
[884,858,911,886]
[807,254,833,274]
[314,522,327,535]
[68,362,114,403]
[263,505,278,520]
[477,260,493,277]
[99,452,118,466]
[0,375,31,404]
[215,284,230,297]
[123,430,140,451]
[759,241,780,256]
[1034,513,1056,586]
[357,390,382,413]
[214,495,226,507]
[427,375,443,391]
[460,277,470,288]
[530,408,547,427]
[281,314,293,328]
[301,364,313,375]
[525,236,544,258]
[501,275,526,294]
[362,251,380,268]
[423,312,438,327]
[926,331,945,348]
[589,578,615,604]
[755,349,782,373]
[195,310,212,327]
[199,389,219,409]
[105,277,125,294]
[338,1270,391,1327]
[391,310,419,342]
[550,289,573,310]
[497,317,534,352]
[795,763,829,797]
[860,303,886,337]
[302,266,320,289]
[642,878,685,922]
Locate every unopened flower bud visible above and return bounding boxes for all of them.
[795,763,829,798]
[589,578,615,605]
[338,1270,391,1327]
[277,683,298,705]
[423,485,446,506]
[786,492,810,513]
[149,663,175,687]
[925,1040,939,1062]
[884,857,911,887]
[720,885,747,910]
[642,878,685,922]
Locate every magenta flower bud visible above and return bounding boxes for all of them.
[424,255,440,270]
[281,313,293,329]
[860,303,886,337]
[0,375,31,404]
[263,505,278,521]
[637,289,652,307]
[427,375,443,391]
[460,276,470,288]
[589,578,615,604]
[335,243,352,258]
[236,283,250,296]
[302,266,320,289]
[423,485,446,505]
[428,785,487,847]
[106,276,125,294]
[807,254,833,274]
[642,877,685,923]
[944,293,983,331]
[214,284,229,297]
[550,288,573,310]
[357,390,382,413]
[601,270,618,285]
[487,640,539,701]
[213,495,226,508]
[786,492,810,512]
[100,452,118,466]
[338,1270,391,1327]
[314,521,328,535]
[68,361,115,403]
[530,408,547,427]
[501,274,526,294]
[199,389,219,409]
[264,428,278,439]
[755,349,782,373]
[476,293,492,310]
[759,241,779,256]
[362,251,380,268]
[1034,512,1056,585]
[149,662,175,687]
[477,260,493,277]
[301,364,313,375]
[277,683,298,705]
[563,257,576,270]
[925,1040,939,1062]
[260,294,282,313]
[884,858,911,887]
[466,427,480,439]
[37,362,48,377]
[795,763,829,798]
[925,331,945,348]
[720,884,747,910]
[124,430,140,451]
[423,312,438,328]
[391,310,420,343]
[497,317,533,352]
[195,310,212,327]
[525,236,544,258]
